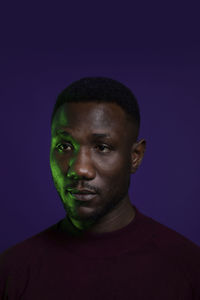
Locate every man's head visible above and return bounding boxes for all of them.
[50,77,146,233]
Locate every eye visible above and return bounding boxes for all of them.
[96,144,111,153]
[56,142,111,153]
[56,143,72,152]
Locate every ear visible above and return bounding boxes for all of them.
[130,139,146,174]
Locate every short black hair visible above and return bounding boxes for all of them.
[51,77,141,140]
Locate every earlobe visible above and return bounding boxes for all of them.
[131,157,140,174]
[130,139,146,173]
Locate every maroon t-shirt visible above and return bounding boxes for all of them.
[0,205,200,299]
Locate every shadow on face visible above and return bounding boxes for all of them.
[49,101,146,231]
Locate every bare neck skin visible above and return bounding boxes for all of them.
[61,195,136,236]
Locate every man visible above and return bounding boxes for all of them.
[50,77,145,236]
[0,77,199,299]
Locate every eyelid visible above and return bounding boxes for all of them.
[57,139,111,147]
[56,142,73,150]
[56,141,112,152]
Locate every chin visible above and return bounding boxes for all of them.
[67,203,102,223]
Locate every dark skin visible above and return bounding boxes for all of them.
[50,101,146,235]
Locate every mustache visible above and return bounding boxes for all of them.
[65,183,98,194]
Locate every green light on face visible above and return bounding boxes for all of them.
[50,108,81,209]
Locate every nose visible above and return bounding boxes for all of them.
[67,148,95,180]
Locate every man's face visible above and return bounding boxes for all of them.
[50,101,137,228]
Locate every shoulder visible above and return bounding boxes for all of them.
[0,221,63,298]
[141,212,200,293]
[0,222,60,285]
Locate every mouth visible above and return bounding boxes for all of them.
[68,191,97,201]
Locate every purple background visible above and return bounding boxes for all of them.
[1,1,200,253]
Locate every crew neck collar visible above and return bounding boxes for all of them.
[53,204,151,258]
[58,204,139,240]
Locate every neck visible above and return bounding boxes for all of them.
[61,196,136,236]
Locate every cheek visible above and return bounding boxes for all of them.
[50,155,65,188]
[102,150,130,172]
[96,152,124,173]
[99,157,130,190]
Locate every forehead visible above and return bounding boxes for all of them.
[52,102,129,135]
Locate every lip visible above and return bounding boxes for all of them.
[67,188,96,194]
[69,192,97,201]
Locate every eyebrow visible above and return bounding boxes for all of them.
[56,130,112,139]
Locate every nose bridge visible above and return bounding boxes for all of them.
[68,146,94,178]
